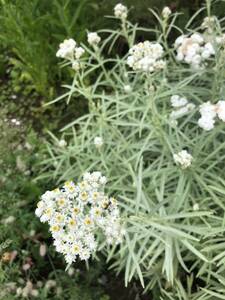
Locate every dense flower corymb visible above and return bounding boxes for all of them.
[170,95,195,120]
[198,100,225,131]
[173,150,193,169]
[56,38,85,71]
[114,3,128,20]
[35,172,124,265]
[175,33,215,69]
[87,32,101,47]
[127,41,165,72]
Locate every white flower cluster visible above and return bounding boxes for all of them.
[162,6,172,19]
[87,32,101,47]
[198,100,225,131]
[56,38,85,71]
[170,95,195,120]
[127,41,165,72]
[114,3,128,20]
[201,16,217,31]
[173,150,193,169]
[175,33,215,69]
[35,172,124,265]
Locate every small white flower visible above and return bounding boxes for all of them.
[175,33,215,69]
[170,95,188,108]
[193,203,199,211]
[114,3,128,20]
[75,47,85,59]
[199,101,217,118]
[72,61,80,71]
[58,139,67,148]
[173,150,193,169]
[127,41,165,72]
[198,116,215,131]
[216,100,225,122]
[201,16,217,30]
[56,38,85,71]
[162,6,171,19]
[87,32,101,47]
[56,39,76,59]
[94,136,103,148]
[124,84,132,93]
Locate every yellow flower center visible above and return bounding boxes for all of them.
[73,245,80,253]
[79,181,87,189]
[81,192,88,201]
[92,192,99,200]
[51,225,60,232]
[57,198,66,206]
[69,219,77,227]
[55,214,64,222]
[94,209,101,216]
[73,207,80,214]
[45,208,52,216]
[84,217,92,226]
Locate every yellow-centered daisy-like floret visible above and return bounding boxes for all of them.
[79,181,87,190]
[50,225,60,232]
[45,208,53,216]
[73,207,80,214]
[57,198,66,206]
[72,244,80,254]
[84,217,92,226]
[92,192,99,201]
[94,208,102,217]
[68,218,77,227]
[55,213,64,223]
[80,191,88,201]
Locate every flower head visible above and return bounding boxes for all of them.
[35,172,123,265]
[175,33,215,69]
[162,6,171,19]
[127,41,165,72]
[87,32,101,47]
[173,150,193,169]
[114,3,128,20]
[56,38,85,70]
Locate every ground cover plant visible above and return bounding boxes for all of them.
[37,0,225,299]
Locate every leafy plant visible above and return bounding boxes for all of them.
[39,0,225,299]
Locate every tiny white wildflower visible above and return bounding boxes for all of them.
[170,95,188,108]
[58,139,67,148]
[56,39,76,59]
[56,38,85,71]
[193,203,199,211]
[173,150,193,169]
[175,33,215,69]
[114,3,128,20]
[94,136,103,148]
[124,84,132,93]
[127,41,165,72]
[87,32,101,47]
[216,100,225,122]
[162,6,171,19]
